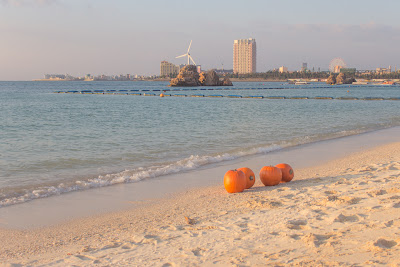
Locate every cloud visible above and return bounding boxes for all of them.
[1,0,58,7]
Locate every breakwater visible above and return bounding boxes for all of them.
[55,86,400,101]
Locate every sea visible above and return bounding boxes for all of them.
[1,81,399,208]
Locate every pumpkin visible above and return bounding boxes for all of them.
[259,166,282,186]
[160,93,165,97]
[275,163,294,182]
[237,167,255,189]
[224,169,246,193]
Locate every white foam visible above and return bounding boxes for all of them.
[0,144,282,208]
[0,125,392,208]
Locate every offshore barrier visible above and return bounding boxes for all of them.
[54,88,400,101]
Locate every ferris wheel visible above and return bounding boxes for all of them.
[329,58,347,72]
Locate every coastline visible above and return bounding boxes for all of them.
[0,127,399,265]
[0,127,399,230]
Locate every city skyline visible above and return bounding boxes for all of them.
[1,0,400,80]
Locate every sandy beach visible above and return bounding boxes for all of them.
[1,136,400,266]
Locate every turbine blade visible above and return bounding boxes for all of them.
[176,54,187,59]
[187,40,192,53]
[189,55,196,65]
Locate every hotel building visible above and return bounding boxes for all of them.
[233,38,256,74]
[160,61,180,77]
[279,66,288,73]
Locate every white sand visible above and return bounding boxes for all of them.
[1,142,400,266]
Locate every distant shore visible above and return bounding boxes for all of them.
[33,78,295,83]
[230,78,288,82]
[33,78,400,83]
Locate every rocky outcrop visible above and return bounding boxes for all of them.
[221,77,233,86]
[336,73,346,84]
[326,74,336,85]
[199,70,221,86]
[169,65,200,87]
[327,73,356,85]
[170,66,232,87]
[345,77,356,84]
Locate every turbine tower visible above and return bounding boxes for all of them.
[176,40,196,65]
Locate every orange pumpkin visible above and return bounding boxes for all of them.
[259,166,282,186]
[275,163,294,182]
[237,167,255,189]
[224,169,246,193]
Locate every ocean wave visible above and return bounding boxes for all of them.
[0,124,396,208]
[0,145,282,208]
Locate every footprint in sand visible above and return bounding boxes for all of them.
[335,178,353,185]
[324,190,337,195]
[301,233,335,248]
[289,234,302,240]
[343,196,363,205]
[74,254,97,261]
[286,219,308,230]
[121,243,135,249]
[384,220,394,227]
[388,188,400,194]
[100,242,122,250]
[374,238,397,249]
[131,234,160,245]
[384,163,400,171]
[334,213,360,223]
[367,189,387,197]
[321,195,362,207]
[80,246,93,252]
[392,202,400,208]
[283,193,295,199]
[192,248,206,256]
[246,199,284,209]
[359,166,377,172]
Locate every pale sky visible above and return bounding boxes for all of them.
[1,0,400,80]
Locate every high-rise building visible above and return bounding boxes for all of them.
[279,66,288,73]
[233,38,256,74]
[301,63,308,72]
[160,61,180,77]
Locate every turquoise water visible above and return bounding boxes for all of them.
[1,81,399,207]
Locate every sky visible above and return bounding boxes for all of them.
[1,0,400,80]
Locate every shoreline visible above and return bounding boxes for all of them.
[0,127,399,230]
[0,128,399,265]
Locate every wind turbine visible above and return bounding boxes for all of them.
[176,40,196,65]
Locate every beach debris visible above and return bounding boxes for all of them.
[237,167,256,189]
[184,216,196,225]
[259,166,282,186]
[223,169,246,193]
[275,163,295,183]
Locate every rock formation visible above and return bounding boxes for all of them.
[326,74,336,85]
[336,73,346,84]
[199,70,220,86]
[327,73,356,85]
[221,77,233,86]
[170,65,232,87]
[169,65,200,87]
